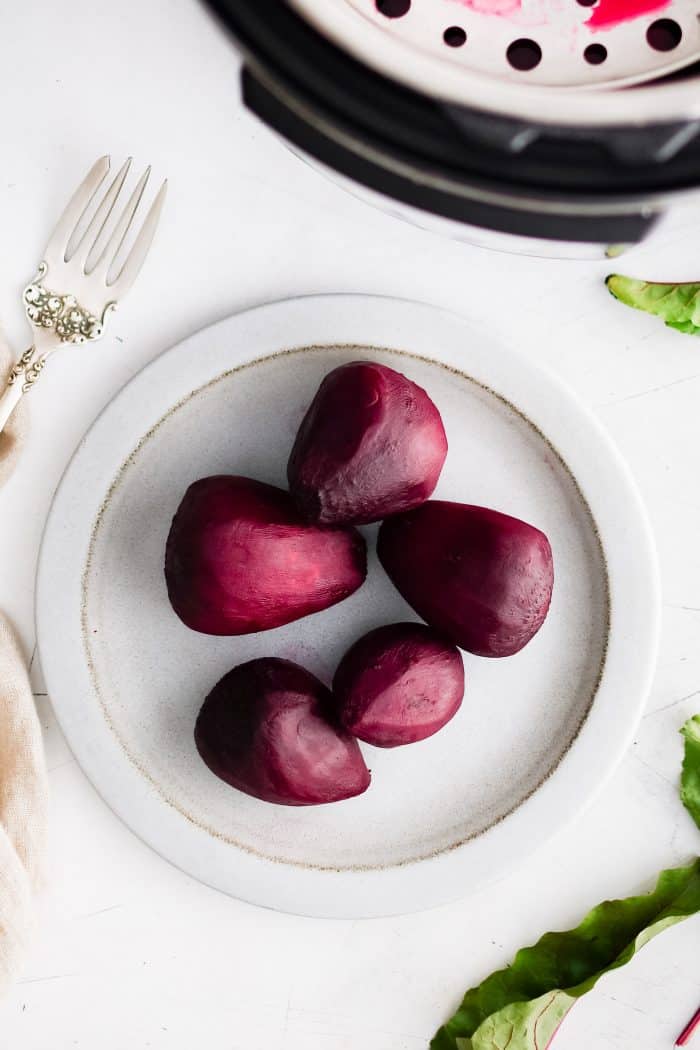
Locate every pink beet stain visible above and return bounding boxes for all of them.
[452,0,521,15]
[587,0,670,28]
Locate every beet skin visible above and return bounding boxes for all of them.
[165,475,366,635]
[288,361,448,525]
[378,502,553,658]
[333,622,465,747]
[195,658,371,805]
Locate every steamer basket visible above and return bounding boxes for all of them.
[291,0,700,90]
[206,0,700,255]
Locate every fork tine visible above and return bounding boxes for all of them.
[93,165,150,280]
[108,179,167,297]
[45,155,111,266]
[69,157,132,270]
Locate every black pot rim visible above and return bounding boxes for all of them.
[204,0,700,242]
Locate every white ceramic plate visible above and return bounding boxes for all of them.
[37,295,659,918]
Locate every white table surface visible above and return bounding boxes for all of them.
[1,2,699,1047]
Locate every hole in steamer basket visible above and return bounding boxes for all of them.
[584,42,608,63]
[444,25,467,47]
[646,17,682,50]
[507,38,543,70]
[375,0,411,16]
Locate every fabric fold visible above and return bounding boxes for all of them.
[0,614,48,991]
[0,335,47,992]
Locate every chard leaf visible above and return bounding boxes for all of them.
[432,862,700,1050]
[606,275,700,335]
[433,717,700,1050]
[681,715,700,829]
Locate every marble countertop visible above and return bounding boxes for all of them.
[0,2,698,1047]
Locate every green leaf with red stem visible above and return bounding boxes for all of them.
[432,715,700,1050]
[433,862,700,1050]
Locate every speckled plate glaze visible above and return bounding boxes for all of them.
[37,295,659,917]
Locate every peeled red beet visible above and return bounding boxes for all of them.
[287,361,448,525]
[195,658,371,805]
[378,503,554,658]
[165,476,366,635]
[333,622,465,748]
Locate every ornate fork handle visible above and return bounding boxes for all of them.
[0,267,114,434]
[23,265,110,344]
[0,348,35,432]
[7,347,38,387]
[0,346,49,433]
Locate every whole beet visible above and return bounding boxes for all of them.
[378,502,553,658]
[195,658,371,806]
[333,622,465,748]
[165,475,366,635]
[287,361,448,525]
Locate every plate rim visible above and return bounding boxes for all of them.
[36,293,660,917]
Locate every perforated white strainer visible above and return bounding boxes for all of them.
[289,0,700,91]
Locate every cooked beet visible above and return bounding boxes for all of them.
[378,502,554,658]
[333,622,464,747]
[165,476,366,635]
[287,361,448,525]
[195,658,371,806]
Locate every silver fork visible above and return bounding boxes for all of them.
[0,156,167,433]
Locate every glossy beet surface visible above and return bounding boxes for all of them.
[333,622,465,748]
[195,658,371,806]
[378,503,554,658]
[287,361,448,525]
[165,476,366,635]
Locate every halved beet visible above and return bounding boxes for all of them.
[333,622,465,748]
[287,361,448,525]
[165,476,366,635]
[378,503,554,658]
[195,658,371,806]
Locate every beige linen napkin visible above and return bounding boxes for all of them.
[0,337,48,991]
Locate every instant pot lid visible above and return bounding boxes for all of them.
[288,0,700,125]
